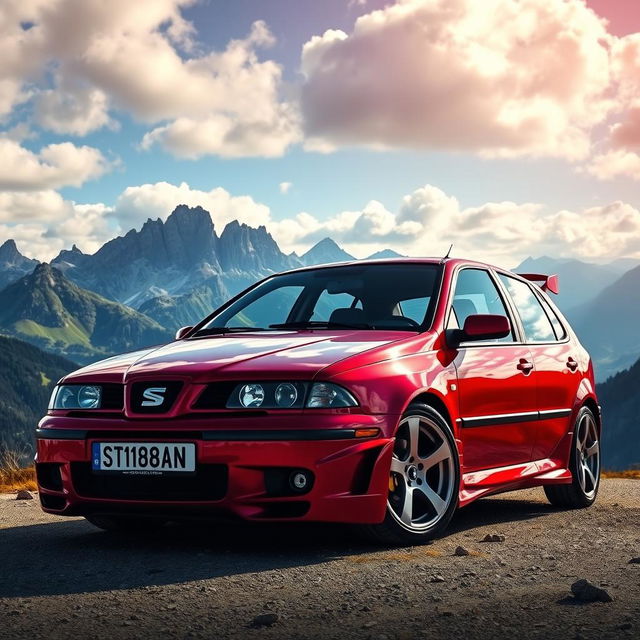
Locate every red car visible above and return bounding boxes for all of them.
[36,258,601,544]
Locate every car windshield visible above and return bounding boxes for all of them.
[196,263,441,334]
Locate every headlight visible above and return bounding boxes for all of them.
[50,385,102,410]
[226,381,357,409]
[306,382,358,408]
[239,383,265,408]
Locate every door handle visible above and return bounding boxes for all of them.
[517,359,534,375]
[566,357,579,372]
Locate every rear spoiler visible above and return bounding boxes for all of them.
[517,273,559,295]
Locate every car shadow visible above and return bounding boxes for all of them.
[1,492,558,599]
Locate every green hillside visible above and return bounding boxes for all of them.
[598,360,640,471]
[0,335,77,456]
[0,264,172,363]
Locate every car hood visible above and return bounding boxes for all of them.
[63,330,422,384]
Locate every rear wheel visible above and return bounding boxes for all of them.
[363,404,460,545]
[85,514,167,533]
[544,406,600,508]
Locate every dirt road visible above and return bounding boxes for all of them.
[1,479,638,640]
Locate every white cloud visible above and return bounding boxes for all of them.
[300,0,614,160]
[113,181,272,231]
[279,181,292,195]
[0,2,299,157]
[0,139,110,190]
[2,180,639,266]
[34,85,114,136]
[270,184,640,264]
[584,150,640,181]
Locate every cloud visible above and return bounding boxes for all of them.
[113,181,272,231]
[0,2,299,157]
[0,139,110,190]
[270,184,640,264]
[2,180,639,265]
[584,150,640,180]
[0,191,117,260]
[279,182,292,195]
[300,0,614,160]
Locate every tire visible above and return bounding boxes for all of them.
[544,406,600,509]
[362,403,460,545]
[85,514,167,533]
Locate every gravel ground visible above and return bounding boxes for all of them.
[0,479,638,640]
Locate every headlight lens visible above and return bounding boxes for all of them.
[306,383,358,409]
[239,383,265,408]
[275,383,298,408]
[226,381,356,409]
[50,385,102,410]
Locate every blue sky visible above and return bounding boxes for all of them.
[1,0,639,265]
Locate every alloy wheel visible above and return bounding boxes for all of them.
[575,411,600,499]
[388,415,455,532]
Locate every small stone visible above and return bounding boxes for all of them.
[570,579,613,603]
[628,557,640,564]
[482,534,505,543]
[362,621,377,629]
[15,490,33,500]
[251,613,278,628]
[618,622,632,631]
[429,575,445,583]
[454,546,470,556]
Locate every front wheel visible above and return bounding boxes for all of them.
[363,404,460,545]
[544,406,600,509]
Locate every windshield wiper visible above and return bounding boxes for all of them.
[268,320,373,330]
[192,327,267,337]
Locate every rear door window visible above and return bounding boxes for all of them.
[498,275,556,343]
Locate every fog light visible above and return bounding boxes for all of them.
[290,471,310,492]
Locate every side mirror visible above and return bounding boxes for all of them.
[447,314,510,348]
[175,326,193,340]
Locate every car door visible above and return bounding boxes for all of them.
[449,268,538,471]
[497,274,580,461]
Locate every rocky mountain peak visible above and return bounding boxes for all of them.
[301,237,355,266]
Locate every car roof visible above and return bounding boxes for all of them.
[277,256,510,276]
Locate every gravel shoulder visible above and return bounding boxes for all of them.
[1,479,638,640]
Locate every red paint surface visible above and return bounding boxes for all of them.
[37,258,599,524]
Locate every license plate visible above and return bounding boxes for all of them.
[91,442,196,474]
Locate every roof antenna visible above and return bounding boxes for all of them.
[442,244,453,261]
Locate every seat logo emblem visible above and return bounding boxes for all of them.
[141,387,167,407]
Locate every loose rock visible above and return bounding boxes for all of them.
[15,490,33,500]
[454,546,470,556]
[482,534,505,543]
[628,557,640,564]
[251,613,279,627]
[570,579,613,603]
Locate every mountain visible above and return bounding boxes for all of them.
[0,239,39,290]
[0,264,172,363]
[514,256,621,311]
[0,335,77,455]
[51,205,301,309]
[367,249,405,260]
[139,278,228,332]
[597,358,640,470]
[571,265,640,381]
[300,238,355,266]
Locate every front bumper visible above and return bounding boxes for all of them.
[35,413,395,524]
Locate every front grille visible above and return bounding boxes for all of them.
[129,381,183,414]
[101,384,125,410]
[71,462,227,501]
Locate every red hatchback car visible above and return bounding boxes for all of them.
[36,258,601,544]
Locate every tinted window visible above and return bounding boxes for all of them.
[450,269,514,342]
[498,275,556,342]
[538,295,567,340]
[203,263,440,332]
